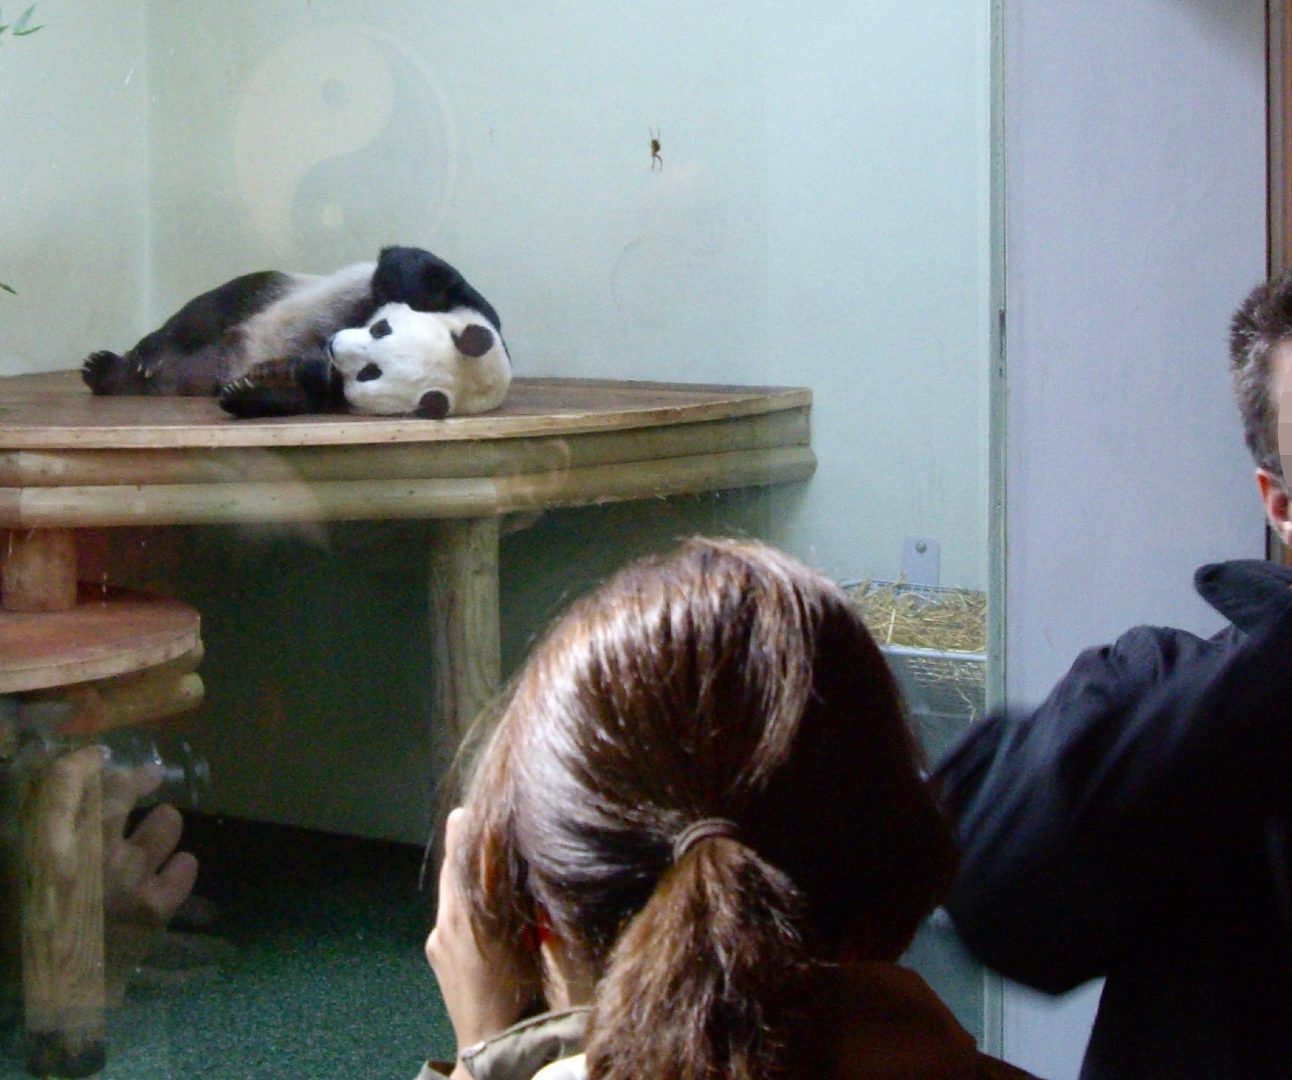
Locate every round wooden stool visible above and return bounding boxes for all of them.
[1,529,202,1077]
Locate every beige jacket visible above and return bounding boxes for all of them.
[420,963,1037,1080]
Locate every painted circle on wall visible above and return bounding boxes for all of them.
[234,25,457,259]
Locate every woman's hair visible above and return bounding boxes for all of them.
[454,538,956,1080]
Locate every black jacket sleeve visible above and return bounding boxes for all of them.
[934,604,1292,993]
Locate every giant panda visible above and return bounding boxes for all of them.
[81,246,512,419]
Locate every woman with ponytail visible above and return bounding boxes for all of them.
[419,538,1034,1080]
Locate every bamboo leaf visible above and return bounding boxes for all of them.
[1,283,17,296]
[12,5,39,35]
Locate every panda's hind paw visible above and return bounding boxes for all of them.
[82,351,125,395]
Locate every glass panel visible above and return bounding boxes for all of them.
[0,2,997,1075]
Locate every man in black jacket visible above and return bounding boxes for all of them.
[935,274,1292,1078]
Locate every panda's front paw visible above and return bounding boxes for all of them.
[82,351,126,395]
[218,378,313,419]
[294,355,341,406]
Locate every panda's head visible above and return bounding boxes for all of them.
[328,303,512,418]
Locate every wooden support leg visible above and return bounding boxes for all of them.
[427,519,501,744]
[2,530,78,614]
[1,702,20,1044]
[20,745,106,1077]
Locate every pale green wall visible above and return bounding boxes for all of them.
[1,2,990,586]
[3,2,991,842]
[143,0,991,590]
[0,1,149,375]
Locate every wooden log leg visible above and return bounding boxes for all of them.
[3,530,78,614]
[20,746,106,1078]
[1,700,21,1043]
[427,519,501,745]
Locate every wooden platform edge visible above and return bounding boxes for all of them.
[0,408,811,488]
[0,447,818,528]
[0,592,203,694]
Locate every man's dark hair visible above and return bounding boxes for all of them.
[1230,271,1292,477]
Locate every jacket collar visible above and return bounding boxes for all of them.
[524,964,987,1080]
[1194,559,1292,634]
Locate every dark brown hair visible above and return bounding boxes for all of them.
[1230,271,1292,477]
[454,538,956,1080]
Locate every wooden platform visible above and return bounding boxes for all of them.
[0,372,814,529]
[0,576,206,1076]
[0,585,201,694]
[0,369,815,735]
[0,370,811,447]
[0,370,814,1075]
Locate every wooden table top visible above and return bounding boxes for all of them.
[0,371,815,527]
[0,371,811,449]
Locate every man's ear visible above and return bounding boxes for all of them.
[1257,467,1292,544]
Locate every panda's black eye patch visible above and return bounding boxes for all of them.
[369,319,393,339]
[356,363,383,382]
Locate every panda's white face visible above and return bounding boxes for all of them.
[329,303,512,418]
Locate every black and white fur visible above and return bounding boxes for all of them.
[81,246,510,418]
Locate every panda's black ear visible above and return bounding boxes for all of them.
[415,389,451,420]
[373,246,455,308]
[452,325,495,358]
[372,245,502,330]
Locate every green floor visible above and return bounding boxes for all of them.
[0,809,986,1078]
[1,814,454,1080]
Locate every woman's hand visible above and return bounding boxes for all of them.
[101,757,199,928]
[32,746,199,1005]
[425,807,532,1064]
[101,754,200,1004]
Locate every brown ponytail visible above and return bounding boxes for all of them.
[588,837,811,1079]
[454,538,957,1079]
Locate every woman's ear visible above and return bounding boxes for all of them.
[537,911,596,1009]
[519,907,552,953]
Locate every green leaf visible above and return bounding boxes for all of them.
[11,5,39,34]
[0,283,17,296]
[9,4,41,35]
